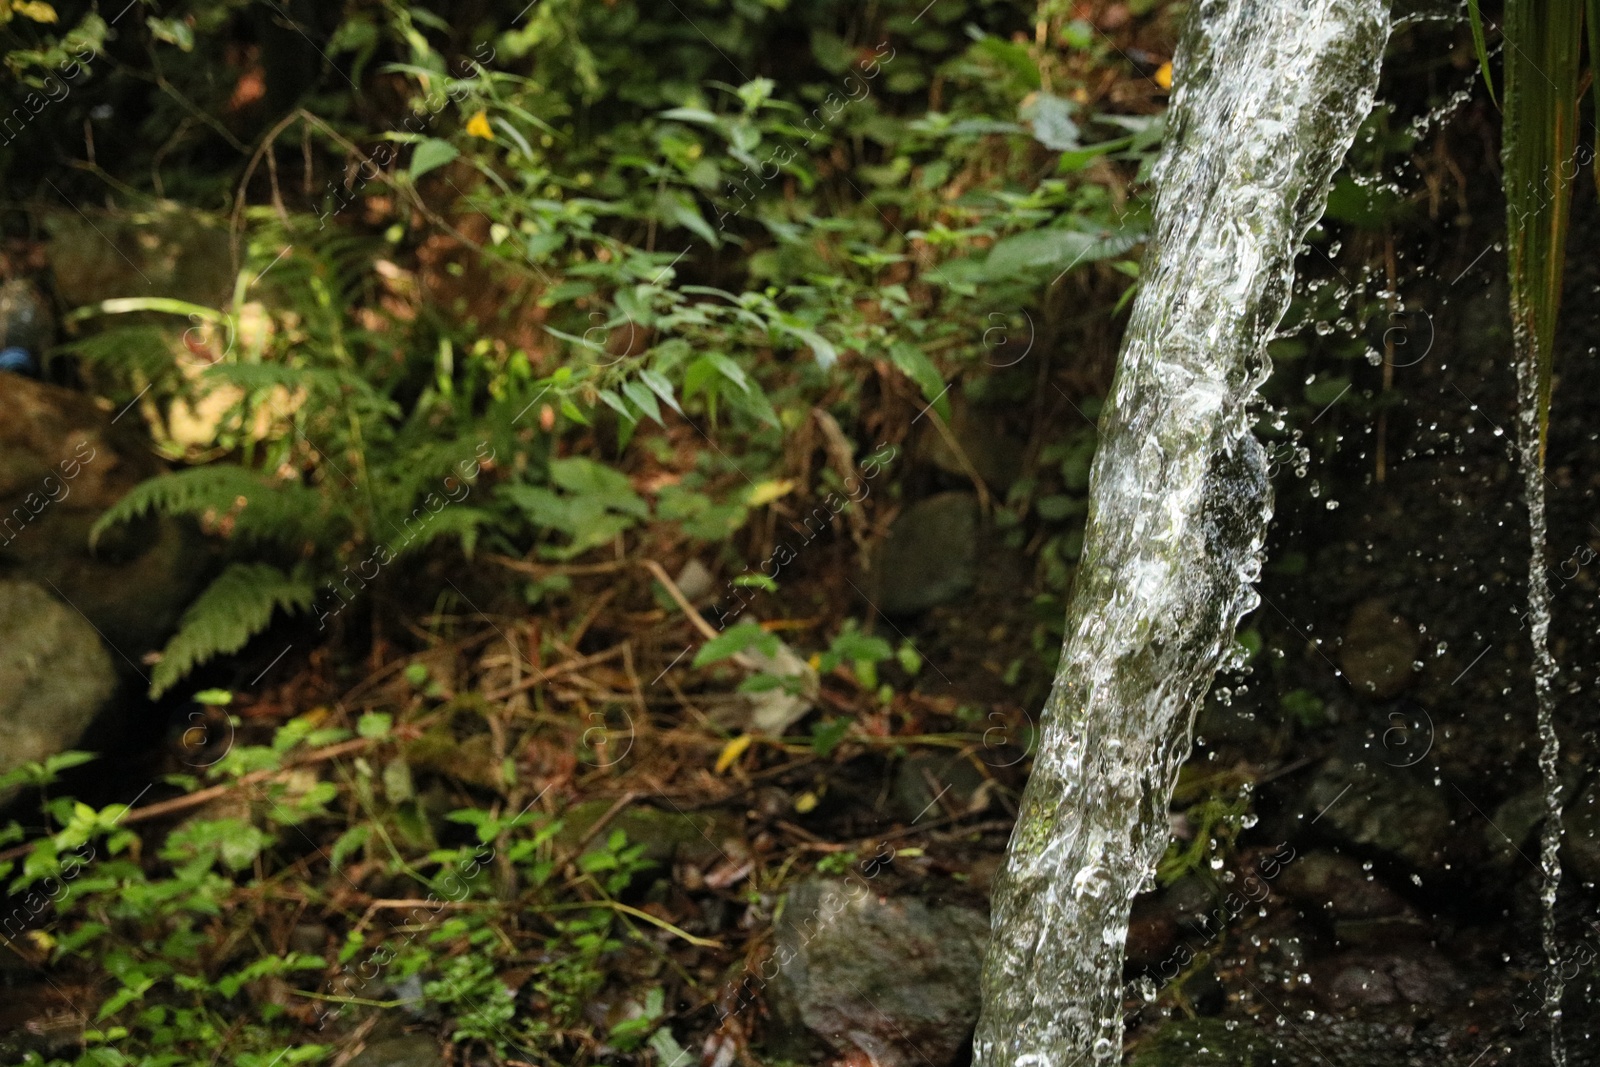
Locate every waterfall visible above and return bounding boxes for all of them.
[972,2,1390,1063]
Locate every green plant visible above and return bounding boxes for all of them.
[1155,787,1252,887]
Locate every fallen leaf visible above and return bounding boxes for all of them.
[715,733,753,773]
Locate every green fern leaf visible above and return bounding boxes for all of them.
[91,466,338,551]
[149,563,315,698]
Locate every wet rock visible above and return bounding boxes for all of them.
[1129,1017,1473,1066]
[890,751,988,823]
[288,922,330,957]
[870,492,980,615]
[1489,785,1546,873]
[1339,598,1421,699]
[916,397,1026,493]
[1126,903,1181,973]
[0,374,211,657]
[0,580,116,794]
[1564,779,1600,885]
[1126,876,1216,971]
[1312,949,1462,1011]
[1302,756,1454,873]
[1276,851,1424,944]
[766,878,989,1067]
[349,1034,444,1067]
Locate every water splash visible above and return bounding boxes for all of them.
[972,2,1390,1063]
[1516,349,1566,1067]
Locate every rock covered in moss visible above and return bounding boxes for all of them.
[0,580,116,794]
[764,878,989,1067]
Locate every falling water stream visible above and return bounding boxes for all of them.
[972,2,1390,1063]
[1517,363,1567,1067]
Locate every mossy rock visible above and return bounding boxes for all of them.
[553,799,737,867]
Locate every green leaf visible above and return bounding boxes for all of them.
[661,190,718,246]
[357,712,392,739]
[410,138,459,179]
[779,326,837,371]
[981,227,1144,282]
[973,35,1041,92]
[708,353,750,392]
[692,620,778,668]
[1035,494,1083,521]
[810,718,852,757]
[1464,0,1497,107]
[1055,137,1132,173]
[1502,0,1582,466]
[659,106,721,127]
[637,368,684,415]
[889,342,946,411]
[623,379,665,425]
[549,457,647,516]
[1023,93,1080,150]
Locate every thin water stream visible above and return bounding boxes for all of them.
[972,2,1391,1063]
[1516,360,1567,1067]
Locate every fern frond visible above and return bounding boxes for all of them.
[91,466,339,550]
[149,562,315,697]
[59,325,187,386]
[373,505,493,559]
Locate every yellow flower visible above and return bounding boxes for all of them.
[1154,62,1173,91]
[465,110,495,140]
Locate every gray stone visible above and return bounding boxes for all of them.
[869,492,980,615]
[767,878,989,1067]
[1338,598,1420,699]
[1129,1017,1478,1066]
[1302,756,1454,873]
[916,396,1026,493]
[46,206,233,309]
[1490,784,1547,872]
[0,581,116,791]
[1564,779,1600,885]
[890,751,988,823]
[1276,850,1412,922]
[551,800,740,868]
[1312,949,1462,1010]
[349,1035,443,1067]
[0,280,55,373]
[0,373,210,657]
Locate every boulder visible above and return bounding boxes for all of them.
[1302,756,1455,874]
[1338,598,1420,699]
[766,878,989,1067]
[916,395,1026,493]
[45,205,233,309]
[869,492,980,615]
[0,373,209,657]
[0,580,117,790]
